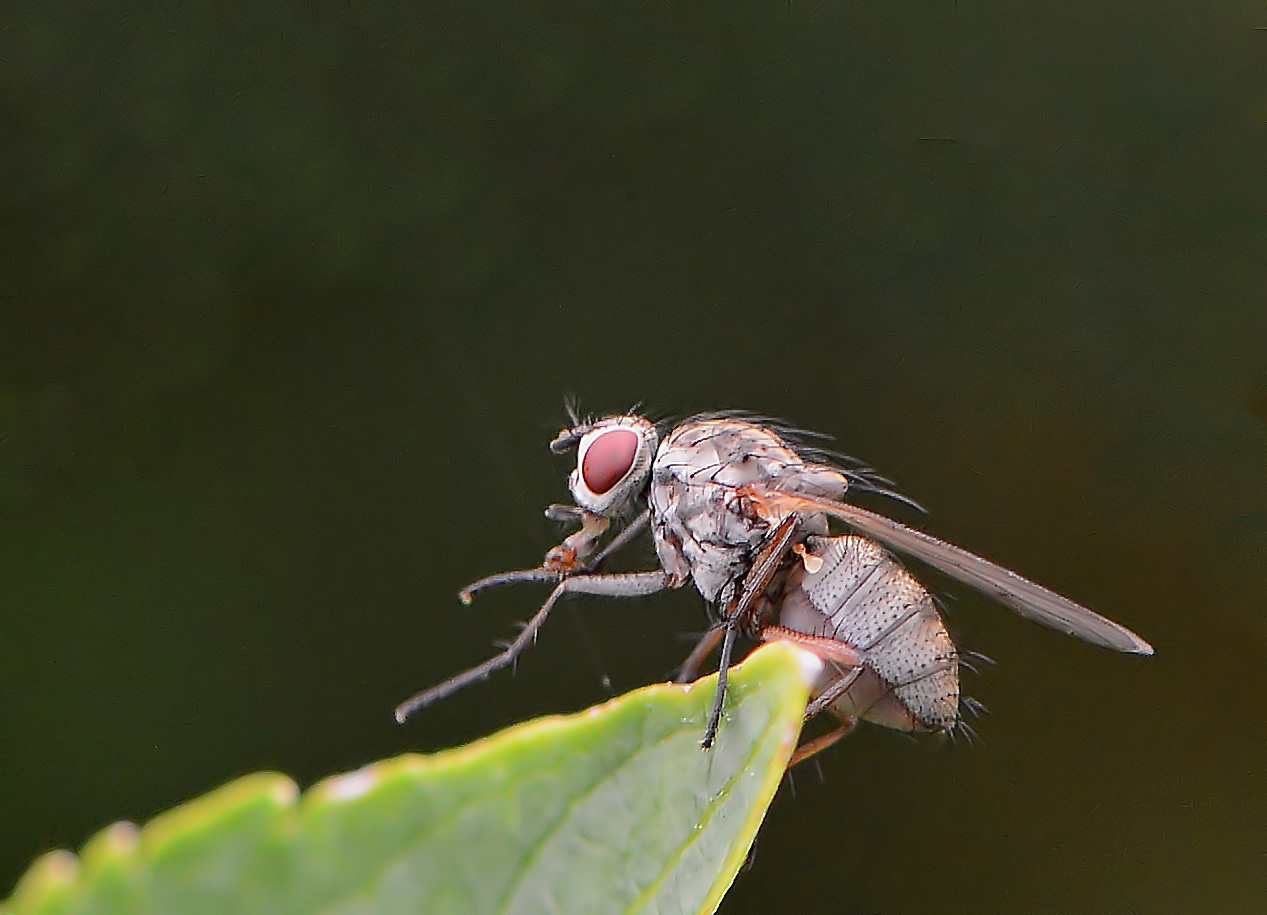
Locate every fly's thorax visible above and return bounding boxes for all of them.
[655,418,851,499]
[566,415,658,518]
[647,417,850,603]
[648,475,771,604]
[780,534,961,733]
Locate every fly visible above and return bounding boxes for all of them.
[394,409,1153,763]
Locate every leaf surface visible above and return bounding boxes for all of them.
[4,642,817,915]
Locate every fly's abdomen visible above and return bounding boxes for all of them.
[779,535,960,732]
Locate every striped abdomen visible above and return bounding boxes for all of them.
[778,534,960,732]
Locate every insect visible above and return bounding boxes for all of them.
[395,409,1153,763]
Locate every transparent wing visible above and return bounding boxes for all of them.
[753,489,1154,655]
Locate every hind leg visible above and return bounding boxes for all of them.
[675,626,723,683]
[788,717,857,768]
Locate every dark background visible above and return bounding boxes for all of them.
[2,3,1265,912]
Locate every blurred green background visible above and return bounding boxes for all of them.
[2,3,1264,912]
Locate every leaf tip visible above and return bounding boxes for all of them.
[747,640,823,688]
[787,642,824,687]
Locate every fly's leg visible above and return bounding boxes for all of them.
[754,627,864,762]
[557,509,653,694]
[675,626,723,683]
[580,510,650,574]
[543,512,611,573]
[458,511,651,604]
[788,717,857,768]
[759,625,863,670]
[803,666,865,720]
[701,619,739,750]
[459,569,559,605]
[701,513,804,749]
[395,569,672,723]
[458,512,609,606]
[758,626,865,758]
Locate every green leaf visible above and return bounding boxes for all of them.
[4,642,818,915]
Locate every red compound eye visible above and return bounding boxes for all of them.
[581,429,639,495]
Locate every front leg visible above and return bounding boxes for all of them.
[543,511,610,573]
[396,569,676,723]
[459,510,651,604]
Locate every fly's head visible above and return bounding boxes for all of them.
[552,414,658,519]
